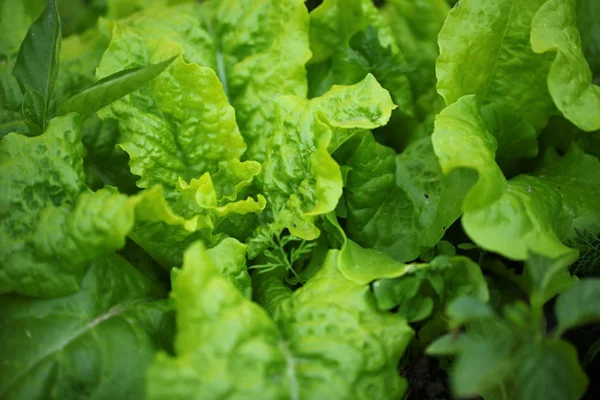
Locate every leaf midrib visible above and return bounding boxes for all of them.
[0,297,157,397]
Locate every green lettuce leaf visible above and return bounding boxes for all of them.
[433,95,600,261]
[308,0,413,117]
[480,103,539,174]
[80,116,138,193]
[97,14,267,266]
[148,241,413,399]
[343,132,473,262]
[129,171,265,268]
[202,0,311,161]
[436,0,555,131]
[576,0,600,79]
[0,252,173,400]
[381,0,449,106]
[432,95,506,210]
[97,34,245,191]
[0,114,140,297]
[51,26,137,192]
[255,75,395,247]
[531,0,600,132]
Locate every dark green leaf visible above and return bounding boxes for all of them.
[555,278,600,335]
[525,252,578,308]
[426,333,465,356]
[13,0,61,132]
[451,339,512,398]
[20,85,45,134]
[446,296,494,327]
[59,55,178,121]
[516,340,588,400]
[0,253,172,399]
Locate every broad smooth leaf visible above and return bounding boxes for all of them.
[13,0,61,132]
[555,279,600,335]
[0,253,173,400]
[515,340,588,400]
[451,339,513,398]
[524,252,577,307]
[446,296,495,326]
[343,133,472,262]
[59,55,177,120]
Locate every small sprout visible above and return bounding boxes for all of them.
[250,231,317,277]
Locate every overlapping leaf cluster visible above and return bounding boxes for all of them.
[1,0,599,399]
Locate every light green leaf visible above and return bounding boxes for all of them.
[433,95,599,261]
[101,0,310,161]
[531,0,600,132]
[263,74,395,241]
[130,168,265,268]
[60,56,177,121]
[148,242,413,399]
[0,252,172,400]
[344,132,473,262]
[532,145,600,234]
[13,0,62,132]
[462,175,578,261]
[308,0,414,116]
[97,33,245,192]
[516,340,588,400]
[0,114,138,297]
[436,0,554,130]
[555,278,600,335]
[96,13,268,267]
[105,0,177,19]
[128,185,206,268]
[463,144,600,261]
[203,0,311,161]
[338,238,411,284]
[432,95,506,211]
[204,237,252,299]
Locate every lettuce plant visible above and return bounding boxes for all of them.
[0,0,599,399]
